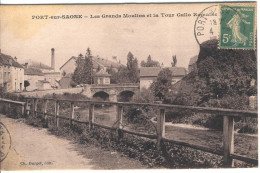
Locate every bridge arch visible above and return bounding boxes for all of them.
[117,90,135,102]
[93,91,110,101]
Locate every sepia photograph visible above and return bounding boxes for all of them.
[0,1,258,170]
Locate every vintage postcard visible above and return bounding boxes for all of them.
[0,2,258,171]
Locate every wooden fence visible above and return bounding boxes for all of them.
[0,97,258,167]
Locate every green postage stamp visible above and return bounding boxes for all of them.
[220,5,256,49]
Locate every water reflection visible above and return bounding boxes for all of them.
[76,105,117,126]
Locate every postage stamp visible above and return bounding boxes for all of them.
[219,5,256,49]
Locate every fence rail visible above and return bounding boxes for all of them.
[0,97,258,167]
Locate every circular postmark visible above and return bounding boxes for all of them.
[194,5,219,45]
[0,122,11,162]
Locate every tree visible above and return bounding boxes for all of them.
[171,55,177,67]
[141,55,160,67]
[150,68,173,100]
[24,80,30,90]
[72,48,93,84]
[127,52,139,83]
[82,48,93,84]
[97,65,101,72]
[72,54,84,84]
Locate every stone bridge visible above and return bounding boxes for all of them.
[83,84,140,102]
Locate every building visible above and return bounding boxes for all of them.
[20,48,60,90]
[168,67,187,84]
[94,68,111,85]
[139,67,162,89]
[188,55,198,73]
[0,51,24,92]
[59,55,122,88]
[59,76,73,89]
[139,67,187,89]
[24,67,45,91]
[60,55,122,77]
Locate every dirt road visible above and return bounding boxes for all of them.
[0,114,146,170]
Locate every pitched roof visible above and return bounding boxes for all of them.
[94,68,111,77]
[140,67,187,77]
[59,56,77,70]
[20,59,53,70]
[0,53,24,68]
[94,56,122,68]
[188,55,198,66]
[60,55,123,70]
[24,67,44,76]
[140,67,161,77]
[168,67,187,76]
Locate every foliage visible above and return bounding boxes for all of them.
[0,86,6,97]
[150,68,173,101]
[24,80,30,90]
[110,52,139,84]
[72,48,93,84]
[141,55,160,67]
[70,80,77,88]
[171,55,177,67]
[126,52,139,83]
[132,88,155,103]
[172,39,257,109]
[43,92,90,101]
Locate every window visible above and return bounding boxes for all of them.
[105,78,110,84]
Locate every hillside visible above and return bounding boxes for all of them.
[172,39,257,110]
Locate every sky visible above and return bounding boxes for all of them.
[0,3,216,71]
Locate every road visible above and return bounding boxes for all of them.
[0,114,146,170]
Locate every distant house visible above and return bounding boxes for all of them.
[59,76,73,89]
[20,48,60,90]
[24,67,45,91]
[188,55,198,73]
[60,55,122,78]
[94,68,111,85]
[139,67,187,90]
[36,80,52,90]
[59,55,122,88]
[0,51,24,92]
[140,67,162,89]
[168,67,187,84]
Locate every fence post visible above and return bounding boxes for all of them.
[157,108,165,150]
[24,99,29,117]
[34,98,38,116]
[116,104,123,141]
[89,103,94,130]
[70,102,74,128]
[56,101,60,128]
[31,98,35,117]
[54,100,57,127]
[223,115,234,167]
[21,103,25,118]
[43,99,48,127]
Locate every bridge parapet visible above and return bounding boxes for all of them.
[90,83,140,88]
[82,84,140,101]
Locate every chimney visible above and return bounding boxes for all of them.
[24,63,28,68]
[51,48,55,71]
[9,59,12,66]
[14,56,17,62]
